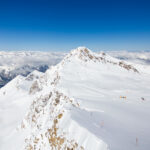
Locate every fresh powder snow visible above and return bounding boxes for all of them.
[0,47,150,150]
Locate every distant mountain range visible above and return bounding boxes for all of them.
[0,51,66,88]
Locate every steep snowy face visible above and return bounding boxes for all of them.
[0,47,150,150]
[0,70,45,150]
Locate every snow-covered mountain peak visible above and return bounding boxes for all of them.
[55,47,139,75]
[70,46,92,56]
[1,47,150,150]
[63,46,104,63]
[26,70,44,81]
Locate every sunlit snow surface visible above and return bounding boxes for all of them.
[1,50,150,87]
[0,47,150,150]
[0,51,66,87]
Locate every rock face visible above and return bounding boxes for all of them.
[0,47,150,150]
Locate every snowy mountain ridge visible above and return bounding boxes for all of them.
[1,49,150,88]
[0,51,65,88]
[61,47,139,73]
[0,47,150,150]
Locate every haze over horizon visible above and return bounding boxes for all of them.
[0,0,150,51]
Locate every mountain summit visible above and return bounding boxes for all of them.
[0,47,150,150]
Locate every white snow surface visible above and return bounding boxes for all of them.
[1,50,150,88]
[0,51,66,87]
[0,47,150,150]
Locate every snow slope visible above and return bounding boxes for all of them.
[1,50,150,88]
[0,51,65,88]
[0,47,150,150]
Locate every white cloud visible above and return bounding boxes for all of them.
[106,51,150,65]
[0,51,66,87]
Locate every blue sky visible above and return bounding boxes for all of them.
[0,0,150,51]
